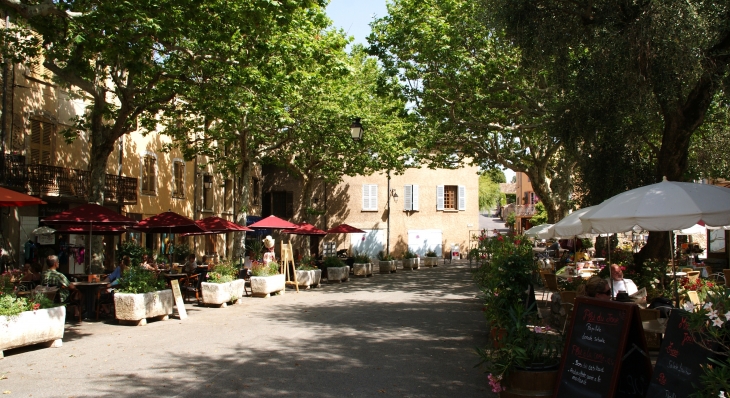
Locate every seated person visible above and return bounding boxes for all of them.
[547,240,560,257]
[21,262,41,283]
[41,255,78,302]
[104,256,130,287]
[582,277,612,301]
[607,263,638,298]
[183,253,197,274]
[140,254,156,271]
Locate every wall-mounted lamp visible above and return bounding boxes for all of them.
[390,189,398,202]
[350,118,364,141]
[203,175,213,189]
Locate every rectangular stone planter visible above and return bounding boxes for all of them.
[201,279,245,307]
[327,266,349,283]
[413,257,420,269]
[295,270,315,288]
[379,260,391,274]
[311,269,322,288]
[114,289,174,326]
[250,274,286,298]
[0,306,66,358]
[353,263,373,277]
[390,260,397,273]
[402,258,415,270]
[424,257,439,267]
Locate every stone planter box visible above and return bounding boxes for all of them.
[424,257,439,267]
[353,263,373,277]
[201,279,246,307]
[402,258,416,270]
[327,266,350,283]
[295,269,321,288]
[0,306,66,358]
[390,260,397,272]
[379,260,392,274]
[250,274,286,298]
[413,257,420,269]
[114,289,174,326]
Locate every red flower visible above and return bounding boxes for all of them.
[497,235,503,241]
[514,240,521,245]
[32,303,40,311]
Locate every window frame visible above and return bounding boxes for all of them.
[202,174,213,212]
[362,184,378,211]
[140,153,157,196]
[404,184,419,211]
[437,185,466,211]
[171,159,186,199]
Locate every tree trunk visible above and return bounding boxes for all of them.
[300,175,314,224]
[232,134,251,262]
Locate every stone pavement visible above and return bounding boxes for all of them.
[0,261,492,397]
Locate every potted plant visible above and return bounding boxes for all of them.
[402,250,417,270]
[295,256,321,289]
[377,251,394,274]
[1,271,66,358]
[474,234,563,396]
[685,286,730,397]
[323,257,349,283]
[114,267,172,326]
[250,261,285,298]
[201,262,245,307]
[424,249,439,267]
[352,252,373,277]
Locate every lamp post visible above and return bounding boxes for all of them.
[350,118,364,141]
[387,173,398,257]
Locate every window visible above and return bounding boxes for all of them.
[437,185,466,211]
[202,174,213,211]
[141,155,156,195]
[172,161,185,199]
[224,179,233,213]
[29,118,54,165]
[362,184,378,211]
[271,191,293,219]
[404,185,419,211]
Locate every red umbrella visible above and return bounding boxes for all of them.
[196,216,253,232]
[285,222,327,236]
[326,224,366,234]
[247,215,298,229]
[133,211,206,234]
[42,203,138,225]
[53,224,128,235]
[0,187,46,207]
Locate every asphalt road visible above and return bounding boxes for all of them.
[1,261,491,398]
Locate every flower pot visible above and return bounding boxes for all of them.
[402,258,415,270]
[250,274,286,298]
[499,367,559,398]
[311,269,322,288]
[201,280,245,307]
[379,260,391,274]
[295,270,316,288]
[114,290,174,326]
[424,257,439,267]
[353,263,372,277]
[0,306,66,358]
[327,266,349,282]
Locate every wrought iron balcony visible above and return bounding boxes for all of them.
[1,154,137,205]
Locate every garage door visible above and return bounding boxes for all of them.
[407,230,442,257]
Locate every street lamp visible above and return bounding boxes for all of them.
[350,118,364,141]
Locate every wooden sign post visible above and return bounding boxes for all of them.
[554,297,652,398]
[281,242,299,293]
[170,279,187,320]
[645,310,718,398]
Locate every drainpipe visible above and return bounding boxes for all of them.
[1,13,9,160]
[387,172,391,256]
[193,155,198,253]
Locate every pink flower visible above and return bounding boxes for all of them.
[488,374,504,393]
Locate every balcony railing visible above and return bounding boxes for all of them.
[1,155,137,205]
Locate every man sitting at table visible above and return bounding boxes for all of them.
[582,277,612,301]
[41,255,79,302]
[608,263,638,298]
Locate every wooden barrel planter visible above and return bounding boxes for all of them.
[499,367,559,398]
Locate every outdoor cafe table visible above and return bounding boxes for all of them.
[162,273,187,287]
[71,281,108,320]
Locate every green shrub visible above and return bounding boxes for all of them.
[208,262,239,283]
[322,256,346,268]
[297,255,317,270]
[403,250,417,259]
[251,261,280,277]
[118,241,151,267]
[173,242,193,263]
[425,249,437,257]
[353,253,371,263]
[0,291,60,317]
[116,267,166,294]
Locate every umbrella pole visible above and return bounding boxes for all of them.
[670,231,679,308]
[88,221,92,275]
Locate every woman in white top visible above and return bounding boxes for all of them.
[608,263,638,297]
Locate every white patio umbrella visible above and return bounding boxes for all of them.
[553,206,598,237]
[524,223,555,239]
[580,178,730,233]
[579,178,730,305]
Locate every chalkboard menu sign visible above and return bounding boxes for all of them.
[645,310,718,398]
[555,297,652,398]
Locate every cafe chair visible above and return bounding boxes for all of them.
[639,308,662,350]
[687,271,700,284]
[723,269,730,286]
[687,291,701,310]
[681,267,694,273]
[559,290,577,306]
[181,274,201,304]
[541,273,561,306]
